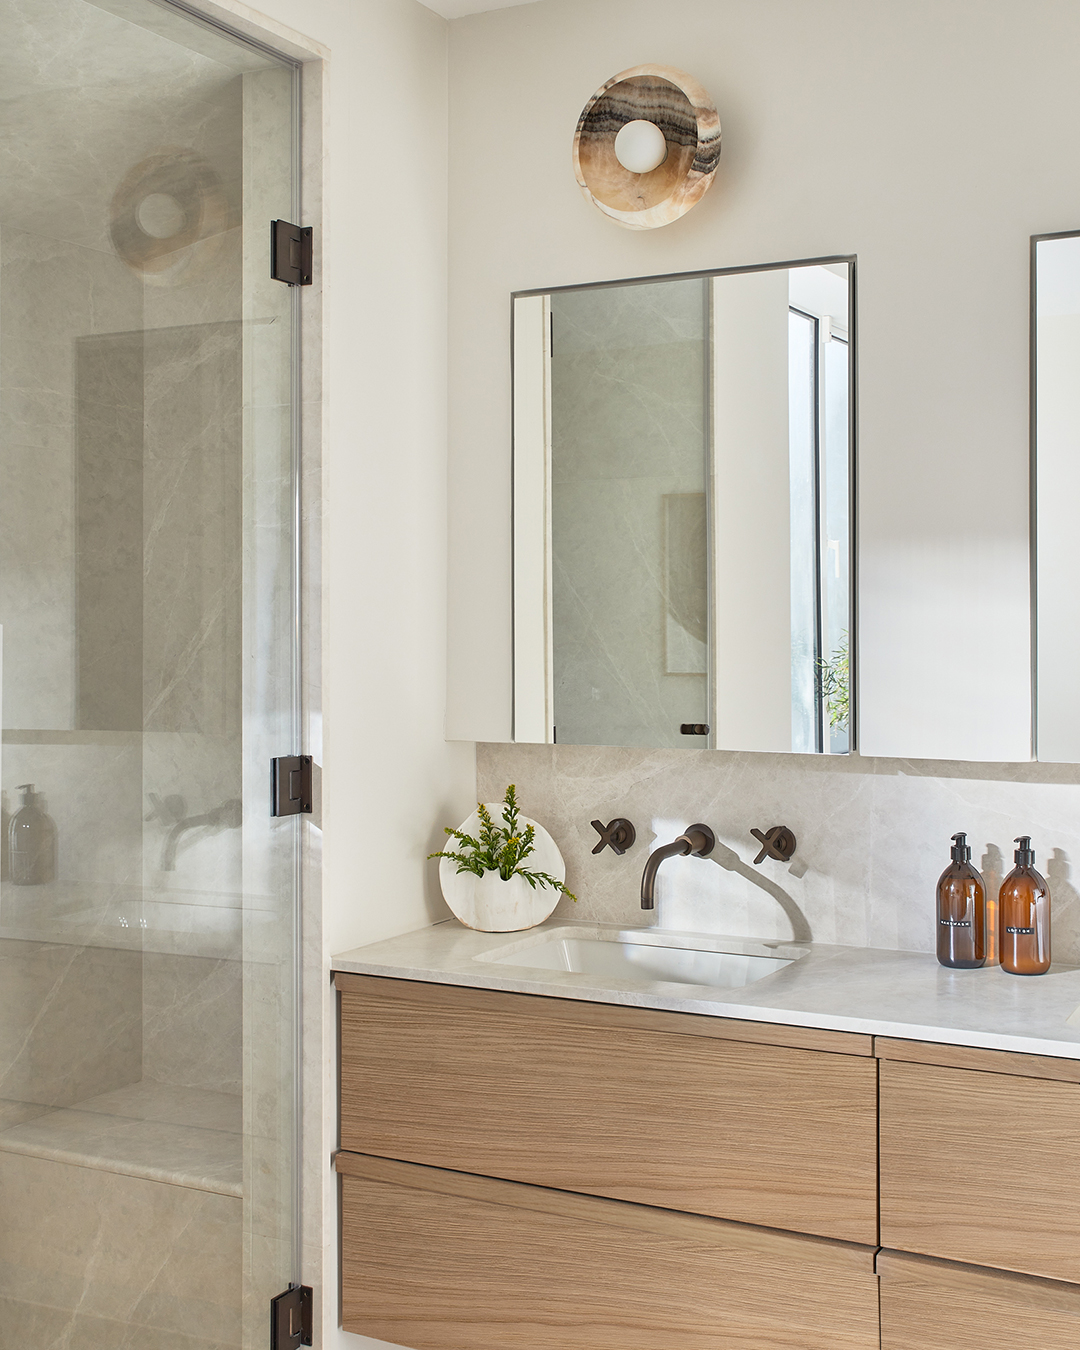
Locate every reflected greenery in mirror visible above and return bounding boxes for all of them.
[512,258,854,755]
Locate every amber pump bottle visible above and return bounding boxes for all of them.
[936,832,987,968]
[999,836,1050,976]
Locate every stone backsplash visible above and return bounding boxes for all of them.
[477,743,1080,965]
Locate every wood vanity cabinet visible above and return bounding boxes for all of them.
[878,1249,1080,1350]
[335,973,1080,1350]
[336,1151,881,1350]
[878,1037,1080,1282]
[337,973,878,1244]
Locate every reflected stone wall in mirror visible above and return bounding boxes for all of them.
[1034,232,1080,762]
[551,277,710,748]
[512,259,854,754]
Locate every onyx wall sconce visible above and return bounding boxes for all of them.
[572,64,721,230]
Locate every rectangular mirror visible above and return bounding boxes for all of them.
[512,258,855,753]
[1034,232,1080,761]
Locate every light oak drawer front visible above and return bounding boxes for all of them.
[875,1036,1080,1083]
[338,1153,881,1350]
[339,980,878,1244]
[880,1059,1080,1280]
[879,1249,1080,1350]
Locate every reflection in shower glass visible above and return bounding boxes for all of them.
[0,1,300,1346]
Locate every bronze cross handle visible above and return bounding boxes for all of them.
[750,825,797,865]
[590,818,637,855]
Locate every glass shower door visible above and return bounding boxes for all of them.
[0,2,301,1346]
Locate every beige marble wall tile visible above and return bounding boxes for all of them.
[75,330,145,733]
[0,938,141,1107]
[141,322,243,737]
[477,743,1080,965]
[1,739,144,899]
[0,228,143,733]
[0,1097,49,1129]
[0,0,250,258]
[0,1152,240,1346]
[0,1105,241,1196]
[141,952,241,1095]
[0,1297,239,1350]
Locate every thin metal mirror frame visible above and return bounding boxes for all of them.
[510,253,858,754]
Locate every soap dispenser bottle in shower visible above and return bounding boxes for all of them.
[936,832,987,968]
[9,784,57,885]
[999,836,1051,975]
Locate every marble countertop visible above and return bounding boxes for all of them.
[332,918,1080,1060]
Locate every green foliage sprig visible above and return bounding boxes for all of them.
[429,784,576,902]
[817,632,850,733]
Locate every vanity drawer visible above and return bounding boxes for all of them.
[879,1049,1080,1280]
[337,1152,881,1350]
[337,974,878,1244]
[878,1249,1080,1350]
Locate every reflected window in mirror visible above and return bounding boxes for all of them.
[788,278,850,752]
[512,258,855,755]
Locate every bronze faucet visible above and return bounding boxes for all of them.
[640,824,715,910]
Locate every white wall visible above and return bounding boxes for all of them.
[447,0,1080,761]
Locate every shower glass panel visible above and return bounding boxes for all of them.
[0,2,301,1347]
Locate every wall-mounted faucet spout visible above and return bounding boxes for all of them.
[640,824,715,910]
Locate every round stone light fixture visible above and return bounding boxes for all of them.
[573,64,721,230]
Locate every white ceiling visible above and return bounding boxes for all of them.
[420,0,541,19]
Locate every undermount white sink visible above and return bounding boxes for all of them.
[482,931,797,990]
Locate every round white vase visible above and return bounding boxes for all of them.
[438,807,566,933]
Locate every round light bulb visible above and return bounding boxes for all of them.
[613,119,669,174]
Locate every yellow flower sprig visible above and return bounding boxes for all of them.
[429,783,576,901]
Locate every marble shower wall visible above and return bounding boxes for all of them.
[0,938,141,1111]
[0,227,143,730]
[0,3,304,1346]
[142,952,241,1097]
[477,743,1080,964]
[0,1151,241,1350]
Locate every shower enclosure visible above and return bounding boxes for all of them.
[0,1,303,1345]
